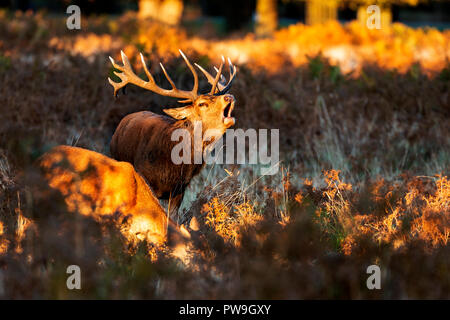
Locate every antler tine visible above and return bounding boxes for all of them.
[159,62,177,90]
[108,55,127,97]
[215,57,237,95]
[140,52,155,84]
[210,56,225,94]
[179,49,199,96]
[195,63,216,87]
[195,56,237,95]
[213,66,226,83]
[108,51,197,101]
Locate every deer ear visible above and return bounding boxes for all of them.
[163,106,194,120]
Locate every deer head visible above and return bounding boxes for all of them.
[108,50,237,136]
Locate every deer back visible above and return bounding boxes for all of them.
[110,111,203,198]
[110,111,177,165]
[39,145,185,245]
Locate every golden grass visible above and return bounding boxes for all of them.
[0,11,448,299]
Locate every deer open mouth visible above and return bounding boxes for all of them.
[223,101,235,126]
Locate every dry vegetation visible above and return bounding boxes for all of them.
[0,10,449,299]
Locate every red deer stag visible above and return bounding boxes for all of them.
[39,145,190,257]
[109,50,237,217]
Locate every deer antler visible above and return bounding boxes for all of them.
[108,50,199,102]
[195,57,237,95]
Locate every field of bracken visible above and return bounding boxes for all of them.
[0,10,449,298]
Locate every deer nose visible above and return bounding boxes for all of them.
[223,95,234,103]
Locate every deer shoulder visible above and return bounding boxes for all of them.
[39,145,189,247]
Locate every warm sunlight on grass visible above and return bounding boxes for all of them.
[0,9,448,299]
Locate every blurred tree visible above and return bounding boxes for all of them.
[255,0,278,36]
[138,0,183,25]
[305,0,338,25]
[343,0,429,28]
[293,0,432,26]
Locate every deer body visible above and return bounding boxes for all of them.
[108,50,237,216]
[35,50,236,257]
[39,145,189,247]
[111,111,203,210]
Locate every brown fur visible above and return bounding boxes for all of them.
[39,145,190,247]
[110,94,236,216]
